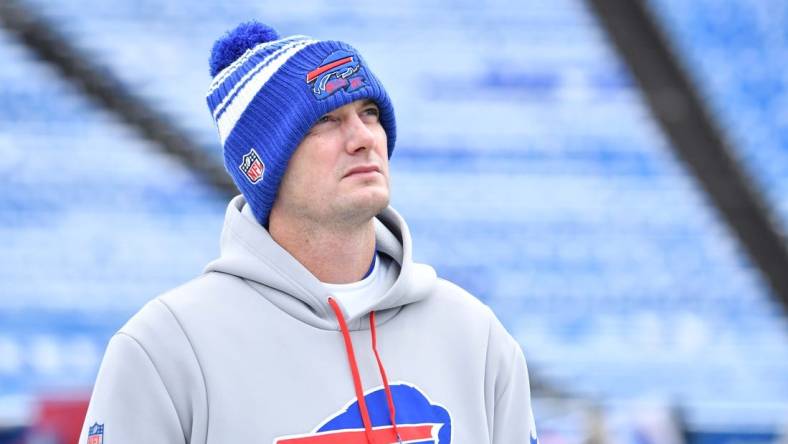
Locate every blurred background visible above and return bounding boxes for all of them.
[0,0,786,443]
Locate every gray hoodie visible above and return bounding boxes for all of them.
[79,195,537,444]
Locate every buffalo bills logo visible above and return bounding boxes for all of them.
[306,50,367,100]
[239,148,265,183]
[274,383,452,443]
[87,423,104,444]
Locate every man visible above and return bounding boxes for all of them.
[79,21,537,444]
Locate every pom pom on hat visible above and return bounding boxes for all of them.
[209,21,280,77]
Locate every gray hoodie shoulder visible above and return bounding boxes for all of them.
[430,276,532,437]
[109,275,218,444]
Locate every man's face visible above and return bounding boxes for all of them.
[271,99,390,226]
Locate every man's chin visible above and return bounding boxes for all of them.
[357,193,390,215]
[336,190,389,222]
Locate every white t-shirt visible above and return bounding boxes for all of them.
[241,203,398,319]
[322,252,398,320]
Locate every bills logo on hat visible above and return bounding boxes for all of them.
[274,383,452,443]
[306,50,367,100]
[239,148,265,183]
[87,423,104,444]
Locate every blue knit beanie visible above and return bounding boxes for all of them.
[206,21,397,226]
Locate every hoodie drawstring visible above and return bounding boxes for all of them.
[369,310,399,437]
[328,297,402,444]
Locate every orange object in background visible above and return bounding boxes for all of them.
[26,394,90,444]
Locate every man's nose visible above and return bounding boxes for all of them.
[343,113,376,154]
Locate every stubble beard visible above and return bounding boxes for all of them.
[326,188,389,230]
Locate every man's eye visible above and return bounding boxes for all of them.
[363,107,380,118]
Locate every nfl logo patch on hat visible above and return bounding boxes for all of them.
[87,423,104,444]
[239,148,265,183]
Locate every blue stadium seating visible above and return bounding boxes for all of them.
[3,0,788,436]
[647,0,788,238]
[0,29,226,424]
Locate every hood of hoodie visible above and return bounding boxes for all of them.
[204,195,437,331]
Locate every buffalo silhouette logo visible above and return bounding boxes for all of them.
[306,50,367,100]
[274,383,452,443]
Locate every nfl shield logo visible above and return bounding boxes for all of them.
[87,423,104,444]
[239,148,265,183]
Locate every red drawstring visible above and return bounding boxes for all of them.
[328,298,402,444]
[370,311,401,442]
[328,298,374,443]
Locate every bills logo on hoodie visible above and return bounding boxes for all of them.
[306,50,367,100]
[274,383,452,443]
[87,423,104,444]
[239,148,265,183]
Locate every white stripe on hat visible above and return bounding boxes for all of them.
[216,39,316,144]
[212,38,316,122]
[208,35,309,94]
[215,39,317,144]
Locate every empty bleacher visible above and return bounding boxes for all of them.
[647,0,788,239]
[0,28,225,425]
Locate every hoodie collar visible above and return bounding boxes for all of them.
[204,195,437,330]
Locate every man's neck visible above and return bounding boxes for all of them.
[268,214,376,284]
